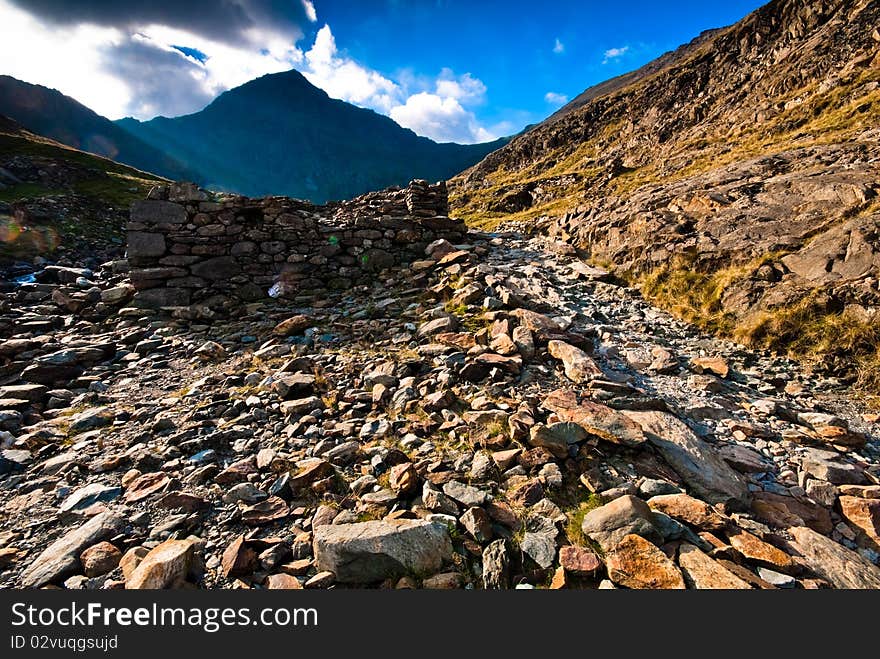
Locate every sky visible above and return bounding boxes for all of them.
[0,0,767,144]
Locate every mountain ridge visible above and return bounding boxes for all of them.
[0,75,200,184]
[117,68,507,203]
[451,0,880,389]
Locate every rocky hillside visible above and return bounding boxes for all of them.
[0,76,199,183]
[1,217,880,589]
[451,0,880,391]
[117,69,507,203]
[0,115,167,269]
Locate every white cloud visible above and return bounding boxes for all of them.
[544,92,568,106]
[435,68,486,103]
[390,93,495,144]
[302,24,401,113]
[0,2,500,143]
[0,0,304,118]
[553,38,564,54]
[300,26,495,143]
[603,45,629,63]
[302,1,317,23]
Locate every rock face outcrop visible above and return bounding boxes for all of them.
[451,0,880,379]
[127,180,464,309]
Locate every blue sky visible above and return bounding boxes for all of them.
[0,0,767,143]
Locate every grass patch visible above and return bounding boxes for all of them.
[737,295,880,392]
[635,253,785,336]
[564,494,606,553]
[0,182,59,202]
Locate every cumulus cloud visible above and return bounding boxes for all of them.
[302,24,400,114]
[299,26,496,143]
[602,45,629,63]
[553,38,564,54]
[390,93,495,144]
[0,0,500,143]
[544,91,568,106]
[302,1,317,23]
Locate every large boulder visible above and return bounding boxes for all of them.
[605,534,686,589]
[21,512,125,587]
[313,519,452,583]
[623,410,751,509]
[126,539,198,589]
[581,495,661,552]
[787,526,880,589]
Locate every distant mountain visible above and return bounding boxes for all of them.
[0,76,199,183]
[117,69,507,203]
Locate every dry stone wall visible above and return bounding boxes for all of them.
[126,180,464,308]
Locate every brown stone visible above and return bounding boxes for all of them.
[559,545,602,576]
[289,460,333,491]
[274,315,313,336]
[839,496,880,549]
[751,491,833,534]
[119,547,149,581]
[690,356,729,378]
[605,534,686,589]
[389,462,419,496]
[542,389,646,447]
[126,539,196,589]
[241,497,290,526]
[79,542,122,578]
[787,526,880,589]
[548,340,604,382]
[422,572,462,589]
[266,573,303,589]
[727,529,793,572]
[124,472,171,503]
[677,543,751,589]
[647,493,728,531]
[221,535,258,579]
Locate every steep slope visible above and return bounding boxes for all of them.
[117,69,507,203]
[452,0,880,390]
[0,76,199,183]
[0,114,167,264]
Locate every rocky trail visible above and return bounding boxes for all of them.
[2,229,880,590]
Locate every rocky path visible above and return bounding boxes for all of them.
[1,231,880,589]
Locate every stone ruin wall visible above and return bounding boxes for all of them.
[125,179,465,309]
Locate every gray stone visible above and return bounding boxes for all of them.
[443,480,491,507]
[131,200,186,225]
[787,526,880,589]
[581,494,662,552]
[127,232,167,259]
[133,288,191,308]
[59,483,122,512]
[190,256,240,280]
[624,410,751,509]
[800,448,867,485]
[313,519,452,583]
[21,512,125,587]
[521,532,556,569]
[482,539,510,589]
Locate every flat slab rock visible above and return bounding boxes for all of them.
[21,512,125,588]
[623,410,750,509]
[313,519,452,584]
[787,526,880,589]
